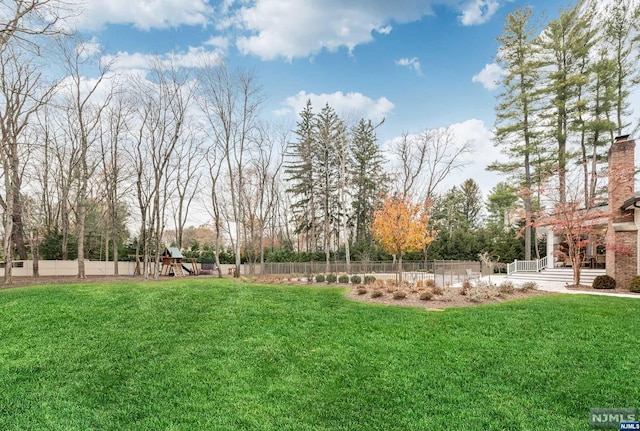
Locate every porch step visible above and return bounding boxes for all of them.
[508,268,606,286]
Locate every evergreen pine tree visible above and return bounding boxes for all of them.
[314,103,344,271]
[284,100,319,252]
[538,3,595,204]
[490,6,543,260]
[603,0,638,135]
[350,119,388,246]
[460,179,483,229]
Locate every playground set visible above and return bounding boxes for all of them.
[161,247,200,277]
[129,248,200,277]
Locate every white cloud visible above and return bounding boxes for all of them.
[76,37,102,59]
[232,0,438,60]
[102,46,224,71]
[395,57,422,76]
[472,62,503,90]
[68,0,212,31]
[459,0,500,26]
[204,36,230,51]
[278,90,395,123]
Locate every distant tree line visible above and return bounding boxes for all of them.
[1,0,636,284]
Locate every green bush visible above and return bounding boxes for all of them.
[593,275,616,290]
[629,276,640,293]
[350,275,362,285]
[326,274,337,283]
[338,274,350,284]
[364,275,376,285]
[315,274,325,283]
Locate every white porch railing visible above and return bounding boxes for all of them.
[507,256,549,275]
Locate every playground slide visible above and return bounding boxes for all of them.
[182,265,193,274]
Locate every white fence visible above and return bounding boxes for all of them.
[507,256,548,275]
[0,260,138,277]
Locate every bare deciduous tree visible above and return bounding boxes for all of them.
[0,45,52,283]
[197,61,264,277]
[0,0,72,52]
[130,60,191,279]
[99,95,131,274]
[170,125,205,249]
[392,127,473,201]
[57,36,114,278]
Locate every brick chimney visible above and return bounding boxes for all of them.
[606,135,637,288]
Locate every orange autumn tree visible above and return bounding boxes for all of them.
[371,196,434,281]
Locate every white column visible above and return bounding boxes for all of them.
[545,228,556,268]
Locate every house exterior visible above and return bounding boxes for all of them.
[542,135,639,288]
[606,135,638,288]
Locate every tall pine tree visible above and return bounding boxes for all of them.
[314,103,344,271]
[285,100,319,252]
[350,119,388,247]
[490,6,543,260]
[538,2,595,204]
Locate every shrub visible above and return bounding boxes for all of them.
[441,290,455,302]
[338,274,350,284]
[498,280,515,294]
[628,276,640,292]
[364,275,376,285]
[350,275,362,285]
[424,278,436,288]
[315,274,325,283]
[356,287,368,295]
[592,275,616,290]
[470,292,483,303]
[326,274,337,283]
[371,289,383,298]
[419,290,434,301]
[520,281,538,292]
[385,279,398,293]
[432,285,444,295]
[392,290,407,300]
[369,280,384,291]
[460,279,472,295]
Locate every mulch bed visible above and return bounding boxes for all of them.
[344,285,555,310]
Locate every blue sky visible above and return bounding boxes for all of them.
[72,0,589,197]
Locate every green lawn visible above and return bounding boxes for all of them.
[1,279,638,430]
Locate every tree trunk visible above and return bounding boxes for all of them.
[11,192,27,259]
[3,176,14,284]
[77,196,86,278]
[113,234,119,276]
[31,228,39,277]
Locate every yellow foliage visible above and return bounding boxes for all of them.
[371,196,434,258]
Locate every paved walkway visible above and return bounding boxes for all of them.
[482,275,640,299]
